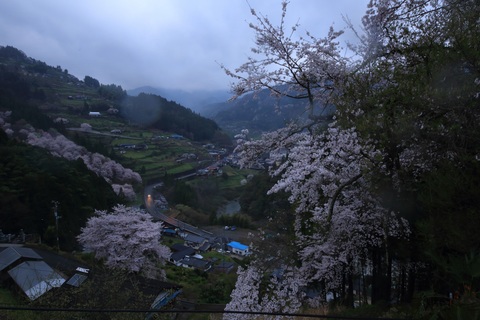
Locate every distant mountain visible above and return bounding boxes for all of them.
[129,86,335,136]
[127,86,231,115]
[206,89,335,136]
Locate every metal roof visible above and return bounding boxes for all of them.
[170,248,195,262]
[66,273,88,287]
[0,247,42,271]
[178,257,211,270]
[170,243,190,252]
[184,233,206,244]
[8,260,65,300]
[227,241,249,250]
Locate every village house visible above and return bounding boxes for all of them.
[169,244,195,265]
[169,243,213,272]
[182,233,208,250]
[8,260,65,300]
[227,241,250,256]
[161,228,177,237]
[176,256,212,272]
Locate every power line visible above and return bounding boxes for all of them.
[0,305,410,320]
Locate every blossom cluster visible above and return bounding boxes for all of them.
[77,205,170,278]
[0,111,141,199]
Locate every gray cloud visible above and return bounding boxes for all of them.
[0,0,369,91]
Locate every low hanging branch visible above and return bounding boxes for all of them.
[326,172,363,224]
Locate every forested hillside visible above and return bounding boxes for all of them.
[121,93,223,141]
[0,45,228,142]
[0,129,120,250]
[0,45,229,251]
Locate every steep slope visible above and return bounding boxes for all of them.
[0,45,230,143]
[120,93,224,141]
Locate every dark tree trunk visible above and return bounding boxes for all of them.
[371,249,380,304]
[362,263,368,305]
[400,265,407,303]
[371,248,391,304]
[407,267,415,303]
[346,271,354,307]
[386,253,392,303]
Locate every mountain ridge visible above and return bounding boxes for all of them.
[127,85,231,114]
[128,84,335,137]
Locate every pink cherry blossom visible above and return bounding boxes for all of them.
[77,204,170,279]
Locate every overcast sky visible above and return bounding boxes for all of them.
[0,0,369,92]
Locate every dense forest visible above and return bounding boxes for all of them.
[121,93,222,141]
[0,129,120,250]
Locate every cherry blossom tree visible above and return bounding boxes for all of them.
[77,204,170,279]
[234,121,410,305]
[234,129,249,145]
[0,110,143,191]
[224,266,262,320]
[111,183,137,202]
[223,0,480,310]
[25,129,142,186]
[3,127,13,137]
[226,0,480,311]
[0,112,14,137]
[224,264,304,320]
[221,1,347,118]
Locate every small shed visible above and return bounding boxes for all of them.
[227,241,249,256]
[8,260,65,300]
[65,267,90,287]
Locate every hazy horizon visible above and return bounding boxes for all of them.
[0,0,368,92]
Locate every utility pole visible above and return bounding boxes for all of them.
[52,201,61,250]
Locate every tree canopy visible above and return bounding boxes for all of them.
[0,132,119,250]
[121,93,222,141]
[77,204,171,279]
[224,0,480,315]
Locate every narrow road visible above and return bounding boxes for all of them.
[144,185,214,240]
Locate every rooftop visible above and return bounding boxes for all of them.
[0,246,42,272]
[8,260,65,300]
[227,241,249,251]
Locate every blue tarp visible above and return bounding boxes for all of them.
[227,241,248,250]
